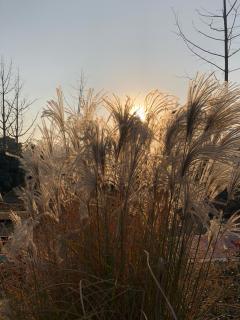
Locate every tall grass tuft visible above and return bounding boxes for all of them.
[1,75,240,319]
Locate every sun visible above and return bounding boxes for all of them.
[132,105,146,121]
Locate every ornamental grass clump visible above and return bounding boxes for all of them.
[1,75,240,319]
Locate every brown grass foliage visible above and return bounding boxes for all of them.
[1,75,240,319]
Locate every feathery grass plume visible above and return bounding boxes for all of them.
[2,212,37,262]
[1,75,240,320]
[38,119,56,156]
[42,87,68,152]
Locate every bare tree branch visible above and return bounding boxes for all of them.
[196,9,222,18]
[176,19,224,58]
[228,9,238,40]
[175,0,240,82]
[227,0,238,16]
[181,37,224,71]
[229,66,240,72]
[17,112,38,137]
[209,21,225,32]
[229,32,240,39]
[229,46,240,56]
[193,22,224,41]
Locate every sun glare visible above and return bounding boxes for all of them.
[132,105,145,121]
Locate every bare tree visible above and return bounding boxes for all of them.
[10,71,37,146]
[175,0,240,82]
[0,59,17,152]
[76,72,85,114]
[0,58,36,153]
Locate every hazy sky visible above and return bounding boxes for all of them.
[1,0,240,123]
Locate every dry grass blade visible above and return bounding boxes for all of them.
[144,250,178,320]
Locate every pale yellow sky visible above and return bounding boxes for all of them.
[1,0,239,136]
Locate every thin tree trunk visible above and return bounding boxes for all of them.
[223,0,229,82]
[15,90,19,145]
[2,86,6,152]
